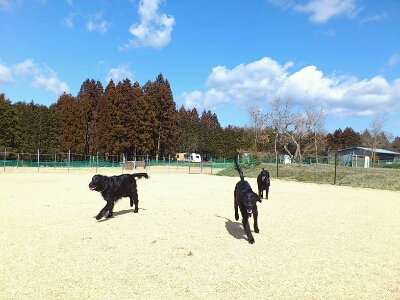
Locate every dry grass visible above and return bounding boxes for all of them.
[219,163,400,191]
[1,167,399,299]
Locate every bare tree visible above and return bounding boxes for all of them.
[267,98,326,162]
[247,105,268,152]
[362,116,391,166]
[304,106,327,163]
[267,98,297,160]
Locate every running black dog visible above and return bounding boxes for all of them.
[234,159,261,244]
[89,173,149,220]
[257,168,270,199]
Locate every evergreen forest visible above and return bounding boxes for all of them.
[1,73,399,162]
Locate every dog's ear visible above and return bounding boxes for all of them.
[100,176,108,186]
[253,192,261,203]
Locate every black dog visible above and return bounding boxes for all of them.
[234,159,261,244]
[257,168,270,199]
[89,173,149,220]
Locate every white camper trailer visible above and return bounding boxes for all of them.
[190,153,202,163]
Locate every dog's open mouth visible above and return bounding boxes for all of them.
[247,207,253,214]
[89,186,95,191]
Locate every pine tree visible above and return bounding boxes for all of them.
[135,81,154,155]
[56,93,86,154]
[98,80,116,159]
[200,109,223,160]
[0,94,17,152]
[176,106,200,153]
[77,79,104,156]
[116,78,138,158]
[152,74,180,159]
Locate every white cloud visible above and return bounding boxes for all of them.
[182,56,400,119]
[106,65,133,83]
[0,0,11,10]
[324,29,336,36]
[1,59,69,96]
[266,0,294,9]
[86,11,111,33]
[268,0,358,24]
[294,0,357,23]
[389,53,400,67]
[0,0,21,11]
[31,66,70,96]
[121,0,175,50]
[12,59,39,76]
[0,62,13,84]
[87,20,111,34]
[62,13,76,28]
[62,17,73,28]
[182,89,229,111]
[359,12,387,25]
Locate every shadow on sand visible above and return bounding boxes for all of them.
[216,215,245,240]
[94,207,147,222]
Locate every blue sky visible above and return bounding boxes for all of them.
[1,0,399,137]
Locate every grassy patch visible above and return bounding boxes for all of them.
[382,163,400,169]
[217,163,400,191]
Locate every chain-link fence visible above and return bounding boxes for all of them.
[1,149,236,174]
[4,149,398,191]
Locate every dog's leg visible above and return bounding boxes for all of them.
[128,183,139,213]
[234,188,239,221]
[106,202,115,218]
[131,189,139,213]
[131,196,139,213]
[242,215,254,244]
[266,185,269,200]
[96,200,113,220]
[235,203,239,221]
[253,204,259,233]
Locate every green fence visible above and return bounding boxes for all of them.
[2,159,122,168]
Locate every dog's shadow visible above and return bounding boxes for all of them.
[94,208,147,222]
[216,215,245,240]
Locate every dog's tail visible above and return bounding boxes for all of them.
[133,173,149,179]
[234,158,244,181]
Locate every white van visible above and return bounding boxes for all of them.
[190,153,202,163]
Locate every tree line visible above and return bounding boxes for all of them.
[247,98,400,161]
[1,74,399,161]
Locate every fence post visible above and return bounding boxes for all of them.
[211,157,213,175]
[68,150,70,173]
[3,148,6,172]
[121,153,124,174]
[37,149,40,172]
[334,152,337,185]
[276,155,279,179]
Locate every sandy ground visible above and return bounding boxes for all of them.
[1,166,399,299]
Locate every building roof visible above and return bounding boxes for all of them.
[338,147,400,155]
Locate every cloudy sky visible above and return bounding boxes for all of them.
[1,0,399,136]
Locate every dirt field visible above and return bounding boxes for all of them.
[1,167,399,299]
